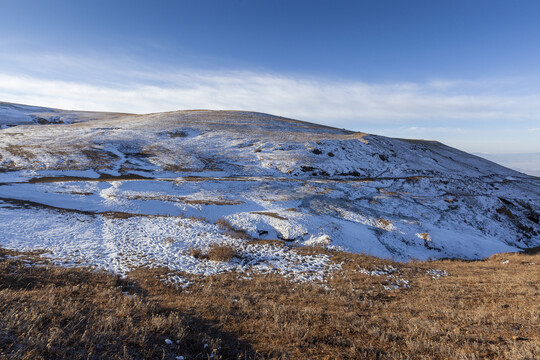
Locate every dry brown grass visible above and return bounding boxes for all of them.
[1,247,539,359]
[69,191,94,196]
[189,244,238,262]
[189,247,206,259]
[128,249,540,360]
[3,144,35,159]
[0,248,253,360]
[100,211,139,219]
[186,215,207,222]
[216,218,253,240]
[207,245,238,262]
[184,199,244,206]
[122,193,243,206]
[250,211,288,220]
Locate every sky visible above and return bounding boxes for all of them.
[0,0,539,160]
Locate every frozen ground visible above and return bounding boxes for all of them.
[0,102,538,281]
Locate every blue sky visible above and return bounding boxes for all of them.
[1,0,539,155]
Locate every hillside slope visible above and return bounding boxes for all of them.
[0,102,538,272]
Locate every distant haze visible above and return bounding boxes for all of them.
[475,153,540,177]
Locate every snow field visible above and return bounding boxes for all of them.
[0,103,538,285]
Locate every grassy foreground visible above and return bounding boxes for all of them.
[0,246,539,359]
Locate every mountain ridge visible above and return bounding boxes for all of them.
[0,102,538,271]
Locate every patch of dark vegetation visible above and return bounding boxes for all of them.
[100,211,140,219]
[250,211,288,220]
[299,166,330,177]
[521,245,540,255]
[527,215,539,224]
[0,196,164,220]
[70,191,94,196]
[80,149,121,168]
[379,154,389,162]
[32,116,63,124]
[404,176,425,182]
[338,170,362,177]
[516,200,539,224]
[497,206,515,219]
[164,130,188,138]
[183,198,244,205]
[97,173,152,180]
[276,234,298,242]
[499,197,515,207]
[186,215,207,222]
[311,148,322,155]
[0,196,96,215]
[496,199,539,238]
[28,173,152,184]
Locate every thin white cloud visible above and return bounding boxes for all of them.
[407,126,466,134]
[1,60,540,154]
[1,70,540,129]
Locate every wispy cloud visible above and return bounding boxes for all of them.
[407,126,466,134]
[0,53,539,154]
[1,69,540,128]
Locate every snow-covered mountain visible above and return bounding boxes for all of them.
[0,102,538,271]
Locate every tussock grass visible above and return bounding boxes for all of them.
[206,244,238,262]
[0,248,251,359]
[189,244,238,262]
[216,218,253,240]
[1,247,539,359]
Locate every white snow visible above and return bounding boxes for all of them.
[0,103,538,282]
[0,200,340,282]
[426,269,449,279]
